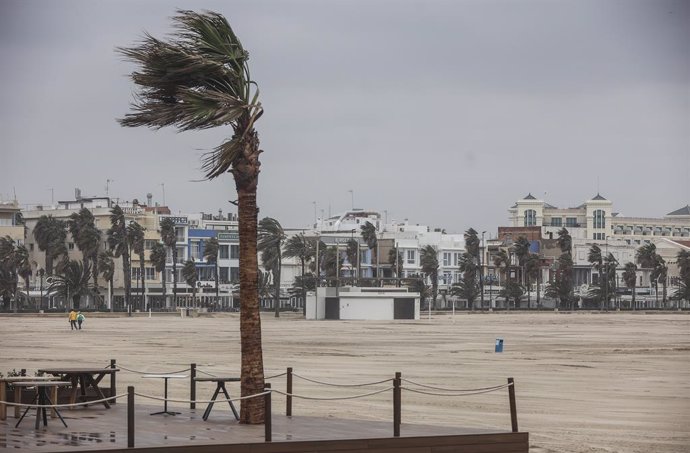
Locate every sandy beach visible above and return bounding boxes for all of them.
[1,311,688,452]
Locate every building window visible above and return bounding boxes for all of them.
[145,267,156,281]
[144,240,158,250]
[190,241,201,260]
[230,244,239,259]
[29,243,34,251]
[230,267,240,283]
[550,218,562,227]
[68,243,75,250]
[566,217,578,227]
[406,250,416,265]
[453,252,462,266]
[175,246,185,263]
[524,209,536,227]
[175,227,185,242]
[219,267,229,283]
[219,245,229,259]
[593,210,605,229]
[442,252,451,267]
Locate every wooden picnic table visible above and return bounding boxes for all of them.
[37,367,119,409]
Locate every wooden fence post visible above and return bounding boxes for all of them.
[508,377,518,433]
[110,359,117,405]
[286,367,293,416]
[190,363,196,410]
[394,372,401,437]
[127,386,135,448]
[264,383,272,442]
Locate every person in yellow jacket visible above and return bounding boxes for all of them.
[68,310,78,330]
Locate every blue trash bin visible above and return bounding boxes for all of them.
[495,338,504,353]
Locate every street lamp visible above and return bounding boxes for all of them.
[480,231,486,309]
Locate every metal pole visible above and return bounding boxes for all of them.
[315,235,319,319]
[190,363,196,410]
[264,383,272,442]
[286,367,293,416]
[508,377,518,433]
[127,386,135,448]
[480,231,485,309]
[393,372,401,437]
[110,359,117,405]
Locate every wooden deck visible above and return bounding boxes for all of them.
[0,403,528,452]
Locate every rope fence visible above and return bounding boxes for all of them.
[6,361,520,447]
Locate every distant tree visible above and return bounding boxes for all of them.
[182,259,198,308]
[345,238,359,282]
[512,236,531,307]
[556,228,572,254]
[524,253,541,309]
[283,233,314,313]
[48,260,93,309]
[0,236,20,311]
[127,221,146,311]
[405,273,429,305]
[149,242,167,309]
[98,250,115,311]
[388,246,404,286]
[159,217,178,308]
[622,262,637,309]
[257,217,285,317]
[499,280,523,309]
[674,250,690,304]
[636,243,667,308]
[33,215,67,276]
[107,206,132,313]
[420,245,439,309]
[452,252,479,309]
[68,208,102,291]
[360,221,378,280]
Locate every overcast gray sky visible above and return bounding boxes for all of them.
[1,0,688,234]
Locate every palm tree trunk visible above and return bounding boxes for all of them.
[526,274,531,309]
[109,278,114,312]
[161,268,167,310]
[536,270,541,308]
[300,257,306,316]
[235,149,265,424]
[123,250,131,315]
[172,248,178,309]
[632,284,636,310]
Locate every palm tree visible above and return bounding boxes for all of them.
[33,215,67,276]
[587,244,605,309]
[159,217,178,309]
[283,234,314,313]
[636,243,667,308]
[127,221,146,311]
[420,245,439,309]
[257,218,285,317]
[622,262,637,309]
[149,242,167,310]
[556,228,572,254]
[98,251,115,311]
[107,206,132,313]
[203,237,220,308]
[499,280,524,309]
[48,260,93,309]
[512,237,531,306]
[0,236,19,311]
[68,208,102,292]
[258,270,272,304]
[345,238,359,283]
[360,221,378,282]
[15,244,32,310]
[524,254,541,309]
[388,246,404,286]
[456,252,479,309]
[119,10,267,422]
[182,259,198,308]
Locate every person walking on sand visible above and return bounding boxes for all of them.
[68,310,78,330]
[77,311,85,330]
